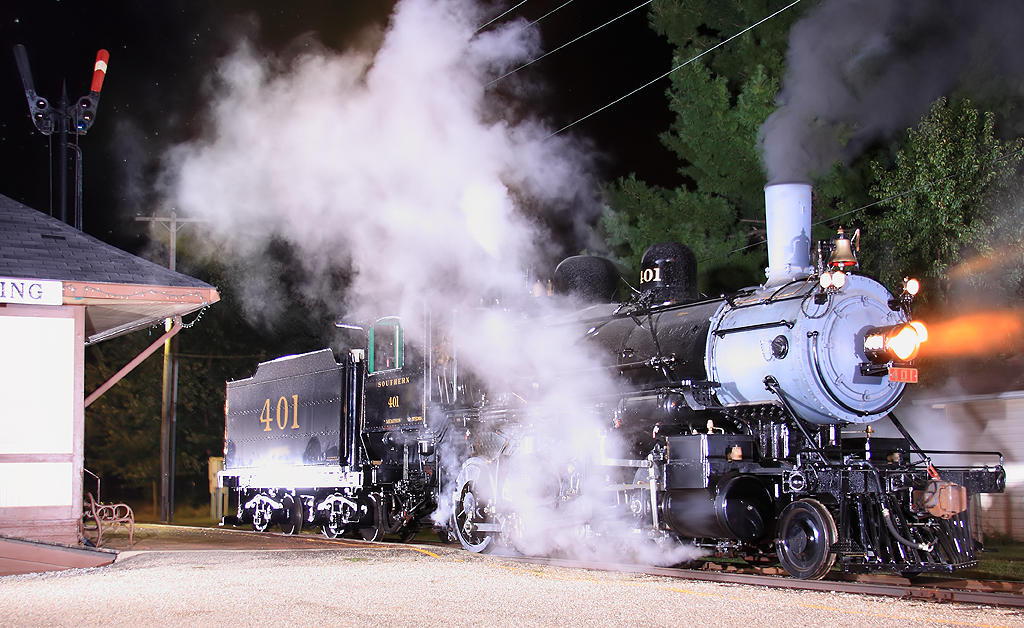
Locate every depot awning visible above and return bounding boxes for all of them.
[0,194,219,342]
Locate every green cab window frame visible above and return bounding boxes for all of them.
[368,317,404,374]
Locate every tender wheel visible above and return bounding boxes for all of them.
[453,458,496,553]
[359,523,383,542]
[280,493,303,535]
[323,518,345,539]
[322,498,353,539]
[775,498,838,580]
[358,493,383,542]
[251,494,273,533]
[399,526,419,543]
[322,494,359,539]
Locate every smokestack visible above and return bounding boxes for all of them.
[763,182,813,287]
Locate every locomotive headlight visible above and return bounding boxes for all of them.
[887,325,921,360]
[831,270,847,289]
[904,277,920,296]
[818,270,847,291]
[864,321,928,364]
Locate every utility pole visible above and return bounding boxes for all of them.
[135,211,206,523]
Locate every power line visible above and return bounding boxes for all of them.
[525,0,576,29]
[488,1,653,87]
[549,0,803,138]
[477,1,529,33]
[703,147,1024,264]
[819,146,1023,227]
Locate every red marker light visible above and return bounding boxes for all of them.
[91,49,109,93]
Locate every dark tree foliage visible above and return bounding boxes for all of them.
[863,97,1024,308]
[602,0,805,292]
[84,335,163,501]
[603,1,1024,311]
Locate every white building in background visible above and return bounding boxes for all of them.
[0,194,218,547]
[921,391,1024,542]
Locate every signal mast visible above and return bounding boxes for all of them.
[13,44,109,230]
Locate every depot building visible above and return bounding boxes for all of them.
[0,193,218,545]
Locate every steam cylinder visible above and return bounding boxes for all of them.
[662,475,773,540]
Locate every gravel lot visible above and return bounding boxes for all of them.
[1,529,1021,627]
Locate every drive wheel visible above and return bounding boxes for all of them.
[776,499,837,580]
[453,458,496,553]
[251,494,273,533]
[279,493,303,535]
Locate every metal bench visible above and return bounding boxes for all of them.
[81,470,135,548]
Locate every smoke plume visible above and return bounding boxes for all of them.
[759,0,1024,182]
[167,0,599,323]
[165,0,698,565]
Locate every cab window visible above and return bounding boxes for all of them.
[369,317,403,373]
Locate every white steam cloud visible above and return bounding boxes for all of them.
[168,0,595,321]
[759,0,1024,182]
[165,0,699,565]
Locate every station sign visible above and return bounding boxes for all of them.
[0,276,64,306]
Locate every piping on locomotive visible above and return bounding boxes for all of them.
[218,182,1005,579]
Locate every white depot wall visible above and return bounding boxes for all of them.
[959,397,1024,542]
[0,306,84,543]
[0,315,75,461]
[930,394,1024,542]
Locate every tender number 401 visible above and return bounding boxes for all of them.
[260,395,299,431]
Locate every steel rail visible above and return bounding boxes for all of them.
[501,555,1024,609]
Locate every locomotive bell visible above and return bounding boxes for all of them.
[639,242,698,304]
[828,227,859,269]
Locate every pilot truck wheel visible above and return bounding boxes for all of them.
[775,498,838,580]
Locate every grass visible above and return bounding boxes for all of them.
[130,502,222,528]
[957,539,1024,582]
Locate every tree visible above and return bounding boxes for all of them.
[601,0,804,292]
[863,97,1024,307]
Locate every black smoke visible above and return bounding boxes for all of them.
[759,0,1024,182]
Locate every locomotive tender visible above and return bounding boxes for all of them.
[219,182,1005,579]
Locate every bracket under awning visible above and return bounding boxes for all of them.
[84,316,182,408]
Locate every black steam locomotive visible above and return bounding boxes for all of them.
[219,183,1005,579]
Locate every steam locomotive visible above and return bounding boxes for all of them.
[218,182,1005,579]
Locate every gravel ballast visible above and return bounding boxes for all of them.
[1,538,1019,627]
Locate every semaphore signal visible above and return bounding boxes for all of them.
[13,44,110,230]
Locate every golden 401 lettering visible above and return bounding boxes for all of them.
[260,394,300,431]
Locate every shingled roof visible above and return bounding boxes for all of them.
[0,193,219,343]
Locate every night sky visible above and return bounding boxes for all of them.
[0,1,678,252]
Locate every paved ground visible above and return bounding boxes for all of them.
[1,525,1022,627]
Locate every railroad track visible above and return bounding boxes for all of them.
[136,526,1024,608]
[358,532,1024,608]
[498,554,1024,609]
